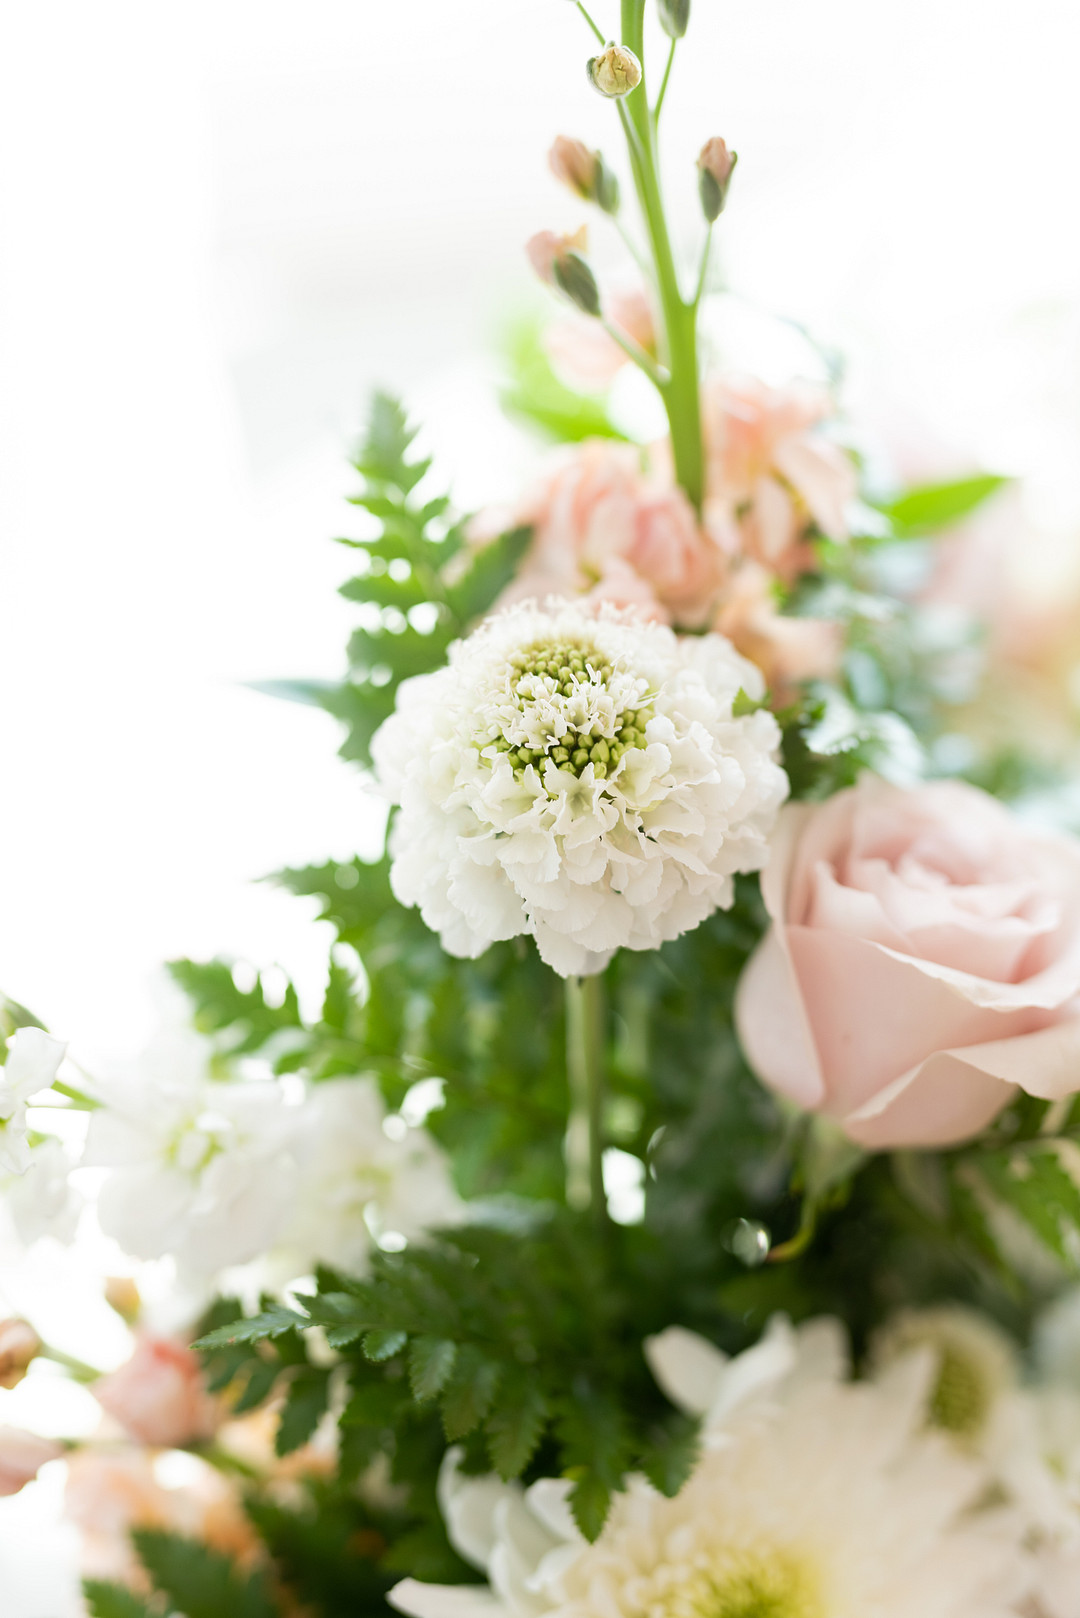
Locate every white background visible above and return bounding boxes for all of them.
[2,0,1080,1601]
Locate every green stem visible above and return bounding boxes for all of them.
[693,222,714,308]
[576,1,606,43]
[600,316,668,387]
[653,37,677,122]
[618,0,705,511]
[40,1343,103,1383]
[565,975,606,1224]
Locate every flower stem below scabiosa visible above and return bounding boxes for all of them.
[565,973,607,1225]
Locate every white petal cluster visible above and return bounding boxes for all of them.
[372,601,788,976]
[0,1027,66,1176]
[83,1030,460,1282]
[390,1318,1029,1618]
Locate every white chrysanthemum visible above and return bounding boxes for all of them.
[83,1029,297,1279]
[0,1027,66,1175]
[870,1306,1019,1447]
[390,1319,1029,1618]
[372,601,788,976]
[269,1076,462,1279]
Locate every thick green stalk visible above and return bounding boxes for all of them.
[565,974,607,1223]
[619,0,705,511]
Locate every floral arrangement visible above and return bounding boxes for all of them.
[7,6,1080,1617]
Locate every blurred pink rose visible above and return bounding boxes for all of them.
[544,288,658,392]
[94,1335,219,1449]
[713,561,842,701]
[0,1425,62,1495]
[481,440,725,628]
[735,776,1080,1148]
[702,376,856,577]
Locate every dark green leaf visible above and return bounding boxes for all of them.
[363,1328,409,1362]
[277,1367,332,1456]
[82,1584,155,1618]
[486,1384,548,1479]
[194,1304,306,1351]
[133,1531,279,1618]
[408,1337,458,1402]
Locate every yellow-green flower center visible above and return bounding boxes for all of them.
[662,1547,823,1618]
[929,1344,993,1438]
[486,639,653,780]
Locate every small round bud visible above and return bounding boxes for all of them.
[658,0,691,38]
[0,1320,42,1390]
[697,137,738,223]
[525,229,602,318]
[548,137,620,216]
[104,1276,141,1323]
[587,43,643,99]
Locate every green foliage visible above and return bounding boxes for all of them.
[873,474,1009,539]
[83,1586,155,1618]
[302,392,531,767]
[500,318,629,444]
[127,1532,279,1618]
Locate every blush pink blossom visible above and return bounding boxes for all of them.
[479,440,726,629]
[544,288,658,392]
[93,1334,219,1449]
[713,561,842,701]
[0,1425,62,1496]
[735,775,1080,1148]
[702,376,856,577]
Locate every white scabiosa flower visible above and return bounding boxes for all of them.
[390,1318,1030,1618]
[83,1030,297,1279]
[0,1026,66,1176]
[372,601,788,976]
[269,1076,462,1279]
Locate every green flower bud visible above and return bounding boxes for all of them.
[553,251,601,317]
[548,136,620,216]
[697,137,738,223]
[658,0,690,38]
[587,43,643,99]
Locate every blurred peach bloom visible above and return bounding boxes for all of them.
[714,562,842,701]
[548,136,598,199]
[94,1334,219,1449]
[525,227,588,288]
[66,1449,260,1589]
[544,288,657,392]
[477,440,725,629]
[702,376,856,577]
[104,1275,141,1324]
[0,1425,62,1495]
[0,1319,42,1389]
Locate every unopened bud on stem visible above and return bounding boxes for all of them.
[0,1321,42,1390]
[548,137,620,215]
[587,43,642,99]
[525,228,602,318]
[697,137,738,222]
[658,0,691,38]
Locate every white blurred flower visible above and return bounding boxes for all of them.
[391,1318,1029,1618]
[271,1076,462,1278]
[870,1305,1019,1448]
[1034,1287,1080,1391]
[4,1135,82,1246]
[83,1031,297,1279]
[0,1027,66,1175]
[372,601,787,977]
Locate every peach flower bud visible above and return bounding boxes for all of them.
[525,228,600,317]
[104,1275,141,1323]
[0,1426,63,1496]
[94,1335,219,1449]
[587,44,642,99]
[658,0,691,38]
[525,226,587,287]
[548,137,620,214]
[736,776,1080,1150]
[697,137,738,222]
[0,1319,42,1389]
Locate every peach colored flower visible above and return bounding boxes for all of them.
[548,136,599,200]
[0,1425,62,1495]
[94,1334,219,1449]
[736,775,1080,1149]
[544,288,657,393]
[703,376,856,577]
[713,561,842,702]
[525,227,588,288]
[480,440,726,629]
[0,1319,42,1389]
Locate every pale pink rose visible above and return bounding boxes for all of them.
[713,561,842,701]
[544,288,658,392]
[735,775,1080,1149]
[0,1426,63,1496]
[702,376,856,577]
[94,1334,219,1449]
[482,440,725,628]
